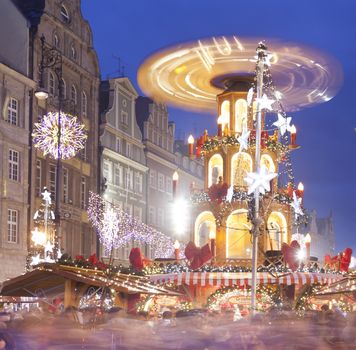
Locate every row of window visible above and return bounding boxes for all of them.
[113,201,143,222]
[176,155,203,177]
[150,112,168,130]
[149,170,173,194]
[103,161,143,193]
[47,76,88,116]
[35,160,87,209]
[148,206,165,228]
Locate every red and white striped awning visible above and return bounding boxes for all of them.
[149,272,343,287]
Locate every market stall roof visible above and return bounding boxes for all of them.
[0,264,182,298]
[313,274,356,298]
[149,271,343,287]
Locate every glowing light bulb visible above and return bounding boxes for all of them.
[304,233,311,244]
[174,240,180,250]
[298,182,304,191]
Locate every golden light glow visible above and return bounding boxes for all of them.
[194,211,216,247]
[305,233,311,243]
[172,171,179,181]
[174,65,186,74]
[298,182,304,191]
[188,135,194,144]
[138,36,343,113]
[209,230,216,240]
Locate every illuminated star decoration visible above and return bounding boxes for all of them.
[31,254,42,266]
[256,94,275,111]
[41,188,52,204]
[32,111,87,160]
[273,113,293,136]
[226,185,234,203]
[44,241,54,254]
[87,192,175,258]
[237,127,250,152]
[291,191,304,218]
[31,227,46,246]
[247,87,254,106]
[244,165,277,195]
[100,207,121,253]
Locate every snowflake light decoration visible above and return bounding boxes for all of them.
[87,192,175,258]
[32,111,87,160]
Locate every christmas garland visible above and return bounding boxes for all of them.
[206,285,281,312]
[294,283,321,315]
[200,135,287,158]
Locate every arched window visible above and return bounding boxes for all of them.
[194,211,216,247]
[260,154,276,173]
[71,44,77,60]
[48,72,55,95]
[226,209,252,258]
[235,99,248,133]
[60,78,66,99]
[220,100,230,129]
[267,212,288,250]
[53,33,60,49]
[231,152,252,187]
[71,85,77,105]
[208,154,223,187]
[81,91,87,117]
[60,5,70,23]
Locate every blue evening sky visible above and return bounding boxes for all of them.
[82,0,356,253]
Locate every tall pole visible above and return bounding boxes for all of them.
[54,65,63,259]
[251,43,267,314]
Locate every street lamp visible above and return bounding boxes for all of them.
[34,35,63,259]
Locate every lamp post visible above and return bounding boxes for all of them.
[35,35,63,259]
[250,43,267,315]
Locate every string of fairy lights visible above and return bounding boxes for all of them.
[87,192,175,258]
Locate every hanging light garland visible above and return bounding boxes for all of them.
[206,285,281,312]
[32,111,87,159]
[87,192,174,258]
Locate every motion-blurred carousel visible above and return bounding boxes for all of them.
[136,36,352,315]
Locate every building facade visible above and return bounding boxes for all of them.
[30,0,100,257]
[0,0,35,280]
[298,210,336,262]
[100,77,148,260]
[136,97,204,245]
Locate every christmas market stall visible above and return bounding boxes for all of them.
[0,260,183,324]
